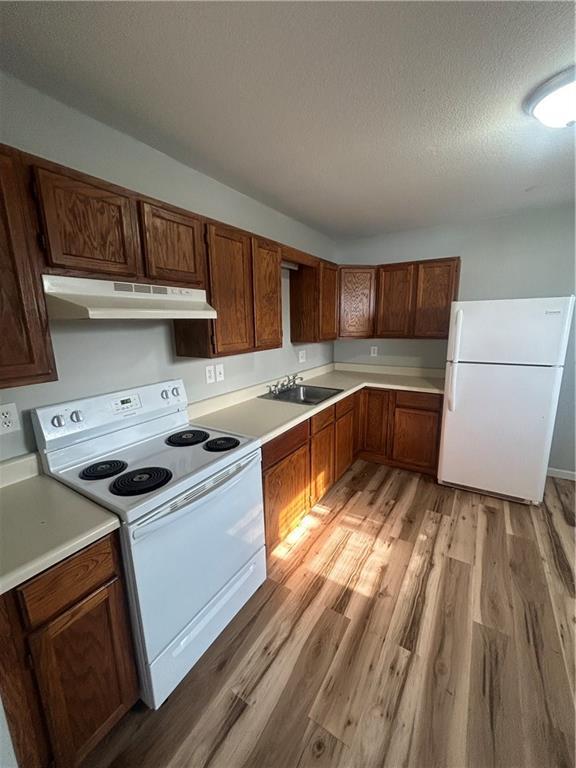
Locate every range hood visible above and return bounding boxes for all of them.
[42,275,217,320]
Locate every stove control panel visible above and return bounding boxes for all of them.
[112,394,142,414]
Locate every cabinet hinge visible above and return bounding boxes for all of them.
[37,231,47,251]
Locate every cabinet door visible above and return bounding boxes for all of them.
[362,389,391,455]
[0,152,56,388]
[252,237,282,350]
[29,579,138,768]
[413,257,460,338]
[391,406,440,472]
[34,167,140,277]
[310,423,335,506]
[352,390,364,456]
[140,202,205,286]
[375,263,415,337]
[339,267,376,337]
[319,262,338,340]
[263,443,309,552]
[334,410,354,481]
[208,223,255,355]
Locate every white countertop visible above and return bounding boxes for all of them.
[0,475,119,595]
[196,369,445,444]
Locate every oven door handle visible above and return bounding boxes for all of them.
[130,452,261,542]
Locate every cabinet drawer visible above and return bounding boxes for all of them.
[335,395,355,419]
[311,405,335,435]
[394,391,442,411]
[262,420,310,471]
[18,535,118,629]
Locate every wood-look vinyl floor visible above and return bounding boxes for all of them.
[85,462,575,768]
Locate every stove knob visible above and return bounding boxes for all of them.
[70,410,83,423]
[51,414,65,428]
[161,389,170,400]
[171,386,180,397]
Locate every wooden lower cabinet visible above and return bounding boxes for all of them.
[263,442,310,552]
[30,579,138,768]
[334,410,354,481]
[310,423,334,506]
[359,388,443,474]
[0,534,138,768]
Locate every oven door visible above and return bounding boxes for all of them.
[124,450,265,705]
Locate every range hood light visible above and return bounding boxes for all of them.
[524,66,576,128]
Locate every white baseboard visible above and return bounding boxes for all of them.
[547,467,576,481]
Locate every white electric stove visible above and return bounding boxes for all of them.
[31,379,266,709]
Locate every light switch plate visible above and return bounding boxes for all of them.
[298,350,306,363]
[205,365,215,384]
[0,403,20,434]
[215,364,224,382]
[370,346,378,357]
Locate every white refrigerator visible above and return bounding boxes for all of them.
[438,296,574,504]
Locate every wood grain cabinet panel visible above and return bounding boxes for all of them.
[334,410,354,481]
[311,405,335,435]
[252,237,282,350]
[262,420,309,470]
[319,262,338,340]
[375,263,415,337]
[352,390,363,456]
[263,444,310,552]
[310,423,334,506]
[29,578,138,768]
[0,150,56,388]
[139,202,205,286]
[339,267,376,337]
[34,167,140,277]
[207,223,255,355]
[413,257,460,338]
[361,388,391,455]
[390,406,440,471]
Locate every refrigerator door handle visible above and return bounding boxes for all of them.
[452,309,464,362]
[448,363,458,412]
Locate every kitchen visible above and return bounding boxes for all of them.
[0,3,574,768]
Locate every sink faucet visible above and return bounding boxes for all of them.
[266,374,304,396]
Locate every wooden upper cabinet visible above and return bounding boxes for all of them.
[375,263,415,337]
[208,223,255,355]
[34,167,140,277]
[139,202,205,286]
[339,267,376,337]
[29,578,138,768]
[252,237,282,350]
[0,150,56,388]
[319,262,338,340]
[413,257,460,338]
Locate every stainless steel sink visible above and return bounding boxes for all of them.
[259,385,343,405]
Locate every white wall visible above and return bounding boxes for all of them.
[0,701,17,768]
[0,72,334,461]
[333,205,576,473]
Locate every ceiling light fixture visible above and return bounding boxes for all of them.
[523,66,576,128]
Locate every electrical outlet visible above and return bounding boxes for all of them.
[298,350,306,363]
[205,365,215,384]
[0,403,20,434]
[370,346,378,357]
[215,364,224,382]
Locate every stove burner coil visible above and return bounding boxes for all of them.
[165,429,210,447]
[80,460,128,480]
[203,437,241,452]
[109,467,172,496]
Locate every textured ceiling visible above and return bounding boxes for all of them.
[0,2,574,237]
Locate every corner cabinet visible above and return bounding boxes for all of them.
[289,258,339,343]
[338,267,376,338]
[0,533,138,768]
[375,263,415,337]
[0,149,56,388]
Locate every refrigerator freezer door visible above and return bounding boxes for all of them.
[438,362,563,502]
[447,296,574,365]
